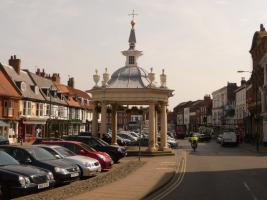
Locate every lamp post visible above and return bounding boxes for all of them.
[237,70,260,152]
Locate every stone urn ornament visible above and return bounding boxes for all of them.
[93,69,100,87]
[148,67,155,87]
[160,69,167,88]
[102,67,110,87]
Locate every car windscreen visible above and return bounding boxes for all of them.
[0,151,19,166]
[55,147,76,157]
[25,147,57,161]
[80,143,96,152]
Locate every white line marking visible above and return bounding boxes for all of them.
[155,168,174,170]
[243,182,258,200]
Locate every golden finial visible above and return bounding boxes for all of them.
[129,9,138,28]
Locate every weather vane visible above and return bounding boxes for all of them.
[128,9,138,20]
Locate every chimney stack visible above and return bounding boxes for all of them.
[8,55,21,74]
[40,68,46,77]
[52,73,61,83]
[241,77,246,86]
[67,77,75,88]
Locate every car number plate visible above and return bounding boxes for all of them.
[38,182,49,189]
[71,172,79,177]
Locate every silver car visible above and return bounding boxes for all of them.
[37,145,101,177]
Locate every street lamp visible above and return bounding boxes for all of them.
[237,70,260,152]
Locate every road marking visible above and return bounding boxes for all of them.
[148,150,187,200]
[243,182,258,200]
[155,168,175,170]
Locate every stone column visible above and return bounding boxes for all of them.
[92,103,98,138]
[155,109,159,148]
[148,103,157,152]
[100,101,107,138]
[111,104,118,145]
[159,102,169,151]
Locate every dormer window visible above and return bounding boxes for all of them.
[129,56,135,64]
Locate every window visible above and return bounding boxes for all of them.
[36,103,44,116]
[129,56,135,64]
[23,101,32,116]
[3,100,14,117]
[46,104,50,116]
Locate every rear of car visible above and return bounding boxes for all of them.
[221,132,237,146]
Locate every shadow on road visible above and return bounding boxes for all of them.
[163,167,267,200]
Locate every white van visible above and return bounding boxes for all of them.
[221,132,237,146]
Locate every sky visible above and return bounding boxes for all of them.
[0,0,266,110]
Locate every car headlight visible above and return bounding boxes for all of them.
[54,167,68,174]
[18,176,26,186]
[97,154,106,161]
[18,176,30,186]
[47,172,54,180]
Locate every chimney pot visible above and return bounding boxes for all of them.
[8,55,21,74]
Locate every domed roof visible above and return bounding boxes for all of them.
[107,66,150,88]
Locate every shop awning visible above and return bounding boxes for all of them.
[0,120,9,127]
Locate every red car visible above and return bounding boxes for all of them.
[41,141,113,170]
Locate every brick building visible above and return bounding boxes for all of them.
[0,64,21,143]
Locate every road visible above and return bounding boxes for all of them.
[162,139,267,200]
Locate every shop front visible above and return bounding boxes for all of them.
[19,118,47,142]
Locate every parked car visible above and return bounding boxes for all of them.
[40,141,113,170]
[62,135,127,163]
[221,132,238,146]
[118,133,137,144]
[0,136,9,145]
[103,133,132,146]
[78,132,92,136]
[0,145,80,184]
[32,137,63,145]
[37,145,101,177]
[0,151,55,198]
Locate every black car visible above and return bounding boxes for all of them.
[0,146,80,184]
[0,151,55,198]
[0,136,9,145]
[62,135,127,163]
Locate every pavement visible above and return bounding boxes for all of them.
[69,154,179,200]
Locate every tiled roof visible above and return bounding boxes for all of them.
[26,71,67,105]
[55,83,92,109]
[0,66,21,98]
[1,64,45,101]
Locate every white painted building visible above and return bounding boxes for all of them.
[212,82,237,128]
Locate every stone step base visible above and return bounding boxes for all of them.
[126,150,174,157]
